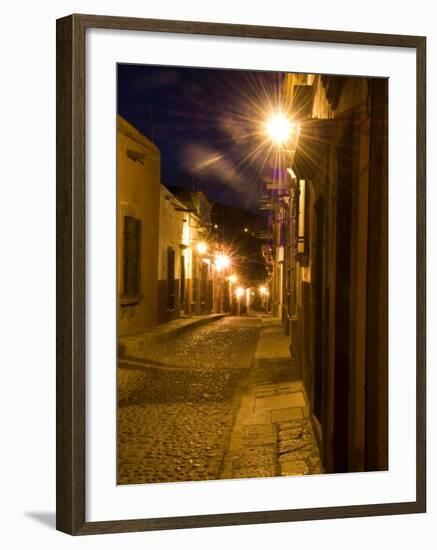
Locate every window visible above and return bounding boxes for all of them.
[167,247,176,310]
[297,179,306,254]
[122,216,141,299]
[296,179,309,265]
[192,252,199,305]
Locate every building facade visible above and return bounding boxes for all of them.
[265,74,388,474]
[156,186,213,323]
[117,116,161,338]
[117,116,215,342]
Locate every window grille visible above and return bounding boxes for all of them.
[122,216,141,298]
[167,247,176,310]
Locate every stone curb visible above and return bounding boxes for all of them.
[118,314,228,357]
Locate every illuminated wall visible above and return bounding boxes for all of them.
[117,115,161,337]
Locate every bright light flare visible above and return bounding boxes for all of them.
[215,253,230,271]
[265,112,293,145]
[196,242,208,254]
[259,286,269,295]
[235,287,245,298]
[228,274,238,283]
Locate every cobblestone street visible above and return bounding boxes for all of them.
[118,316,323,485]
[117,316,262,484]
[110,67,389,494]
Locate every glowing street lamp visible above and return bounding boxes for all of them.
[235,287,245,298]
[227,274,238,313]
[213,253,231,313]
[215,253,230,272]
[196,242,208,255]
[235,286,245,316]
[265,112,294,146]
[259,285,269,312]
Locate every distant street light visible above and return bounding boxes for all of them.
[215,253,230,272]
[196,242,208,255]
[235,286,245,316]
[259,285,269,313]
[227,274,238,312]
[265,112,294,146]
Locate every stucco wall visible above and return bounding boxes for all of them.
[156,185,185,323]
[117,116,161,337]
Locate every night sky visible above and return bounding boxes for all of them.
[117,64,285,212]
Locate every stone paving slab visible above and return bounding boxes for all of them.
[254,392,306,412]
[271,407,304,422]
[241,423,275,436]
[232,465,277,479]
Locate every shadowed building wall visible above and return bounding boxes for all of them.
[268,74,388,474]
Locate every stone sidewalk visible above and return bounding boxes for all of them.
[118,313,227,358]
[219,317,324,480]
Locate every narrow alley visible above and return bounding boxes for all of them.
[117,316,322,484]
[115,67,388,483]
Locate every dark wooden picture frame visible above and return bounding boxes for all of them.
[56,13,426,535]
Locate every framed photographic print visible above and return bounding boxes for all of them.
[56,14,426,535]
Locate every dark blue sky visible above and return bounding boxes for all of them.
[117,64,285,212]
